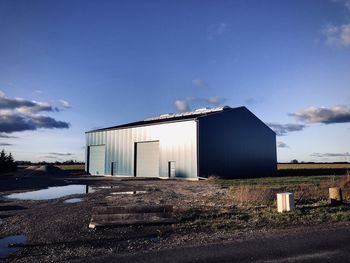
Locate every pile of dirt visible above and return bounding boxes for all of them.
[15,165,68,177]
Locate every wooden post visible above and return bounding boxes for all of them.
[329,187,342,205]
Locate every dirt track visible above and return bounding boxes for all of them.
[0,170,349,262]
[0,174,230,262]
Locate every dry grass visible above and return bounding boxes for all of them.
[231,185,278,204]
[278,163,350,170]
[335,172,350,188]
[54,164,85,171]
[228,173,350,205]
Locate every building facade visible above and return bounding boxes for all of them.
[85,106,277,179]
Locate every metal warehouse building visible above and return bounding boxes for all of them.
[85,106,276,179]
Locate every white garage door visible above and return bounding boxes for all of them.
[136,141,159,177]
[89,145,105,175]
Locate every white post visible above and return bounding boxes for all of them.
[277,193,295,213]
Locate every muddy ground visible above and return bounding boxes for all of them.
[0,171,349,262]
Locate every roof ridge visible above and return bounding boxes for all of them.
[86,106,240,133]
[144,106,231,121]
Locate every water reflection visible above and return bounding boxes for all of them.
[64,198,83,203]
[5,185,87,201]
[0,235,26,258]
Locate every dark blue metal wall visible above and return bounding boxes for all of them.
[198,107,277,178]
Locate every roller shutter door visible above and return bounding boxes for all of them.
[136,141,159,177]
[89,145,105,175]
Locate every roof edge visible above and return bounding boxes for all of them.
[85,106,240,134]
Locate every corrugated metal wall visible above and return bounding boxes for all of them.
[85,120,198,179]
[198,107,277,178]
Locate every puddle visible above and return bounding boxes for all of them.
[64,198,83,203]
[0,235,26,258]
[110,191,147,195]
[86,185,119,193]
[4,185,88,201]
[3,185,127,201]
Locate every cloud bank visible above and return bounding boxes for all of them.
[0,91,70,133]
[310,152,350,157]
[60,100,71,108]
[290,106,350,124]
[323,24,350,47]
[175,96,227,112]
[0,133,18,138]
[48,152,73,156]
[266,123,306,136]
[323,1,350,48]
[41,152,74,159]
[0,142,12,146]
[277,141,289,148]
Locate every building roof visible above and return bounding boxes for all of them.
[86,106,239,133]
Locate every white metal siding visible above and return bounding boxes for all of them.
[136,141,159,177]
[89,145,105,175]
[85,120,197,179]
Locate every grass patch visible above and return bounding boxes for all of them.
[214,175,341,188]
[177,202,350,235]
[54,164,85,171]
[278,163,350,170]
[196,173,350,234]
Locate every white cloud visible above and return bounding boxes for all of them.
[323,23,350,47]
[290,105,350,124]
[60,99,71,108]
[175,100,190,112]
[323,1,350,47]
[174,96,227,112]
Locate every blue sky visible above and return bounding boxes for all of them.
[0,0,349,163]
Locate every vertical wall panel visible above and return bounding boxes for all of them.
[86,120,197,178]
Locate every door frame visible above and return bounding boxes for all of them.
[134,140,160,177]
[88,144,106,176]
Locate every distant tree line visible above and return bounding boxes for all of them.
[16,160,85,165]
[278,160,350,164]
[0,149,17,174]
